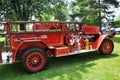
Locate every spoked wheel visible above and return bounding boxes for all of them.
[99,38,114,55]
[21,48,48,73]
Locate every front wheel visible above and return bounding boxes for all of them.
[99,38,114,55]
[21,48,48,73]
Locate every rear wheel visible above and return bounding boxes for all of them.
[99,38,114,55]
[21,48,48,73]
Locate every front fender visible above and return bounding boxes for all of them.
[93,34,109,50]
[12,40,47,63]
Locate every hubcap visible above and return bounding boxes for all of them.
[34,60,37,63]
[102,41,112,54]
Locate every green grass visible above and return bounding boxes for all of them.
[0,35,120,80]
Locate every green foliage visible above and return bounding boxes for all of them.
[103,0,119,7]
[51,0,68,21]
[112,13,120,28]
[70,0,119,26]
[0,0,119,26]
[40,13,53,21]
[70,0,99,25]
[0,0,68,21]
[39,0,68,21]
[114,21,120,28]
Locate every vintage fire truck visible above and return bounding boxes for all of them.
[0,20,114,73]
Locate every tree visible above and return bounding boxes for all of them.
[70,0,100,25]
[39,0,68,21]
[100,0,119,28]
[114,15,120,28]
[52,0,68,21]
[0,0,68,30]
[0,0,68,21]
[0,0,50,29]
[0,0,51,21]
[70,0,119,27]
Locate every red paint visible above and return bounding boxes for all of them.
[55,47,69,56]
[82,25,100,34]
[3,21,113,63]
[101,40,113,54]
[26,52,45,71]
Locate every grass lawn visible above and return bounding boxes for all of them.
[0,35,120,80]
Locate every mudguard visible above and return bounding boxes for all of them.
[93,34,109,50]
[12,40,47,63]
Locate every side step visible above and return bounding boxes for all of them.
[56,49,97,57]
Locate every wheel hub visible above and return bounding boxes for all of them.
[101,39,113,54]
[23,48,47,72]
[107,46,110,49]
[104,43,110,51]
[34,60,37,63]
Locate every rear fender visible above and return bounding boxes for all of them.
[93,34,109,50]
[13,40,47,62]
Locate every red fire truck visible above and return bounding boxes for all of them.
[0,20,114,73]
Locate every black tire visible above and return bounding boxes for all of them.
[99,38,114,55]
[21,47,48,73]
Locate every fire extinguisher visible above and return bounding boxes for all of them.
[85,38,89,50]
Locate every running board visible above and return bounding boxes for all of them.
[56,49,97,57]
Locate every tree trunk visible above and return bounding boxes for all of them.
[98,0,102,33]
